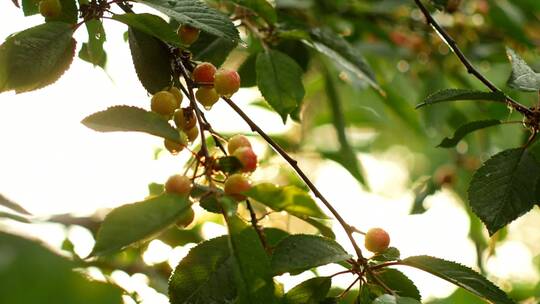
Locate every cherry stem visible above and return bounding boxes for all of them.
[222,96,365,261]
[413,0,533,118]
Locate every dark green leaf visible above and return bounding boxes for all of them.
[309,27,379,92]
[45,0,78,24]
[189,30,237,67]
[128,27,172,94]
[82,105,182,142]
[271,234,351,275]
[245,183,328,219]
[91,192,190,256]
[437,120,502,148]
[299,217,335,239]
[0,232,123,304]
[169,236,237,304]
[200,193,238,216]
[400,255,514,304]
[139,0,239,42]
[284,277,332,304]
[226,215,278,303]
[372,295,421,304]
[506,47,540,92]
[230,0,276,24]
[374,269,420,300]
[217,156,243,174]
[256,49,305,123]
[0,22,75,93]
[22,0,39,15]
[264,227,290,247]
[468,148,540,235]
[78,19,107,68]
[113,13,181,47]
[0,193,31,215]
[371,247,400,262]
[238,53,257,87]
[416,89,506,109]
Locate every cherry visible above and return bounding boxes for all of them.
[167,86,183,108]
[214,69,240,96]
[186,126,199,142]
[39,0,62,18]
[364,228,390,253]
[233,147,257,172]
[165,174,192,195]
[164,137,186,155]
[192,62,216,85]
[224,174,252,201]
[227,135,251,154]
[176,207,195,228]
[151,91,178,117]
[195,87,219,109]
[177,24,200,46]
[174,108,196,131]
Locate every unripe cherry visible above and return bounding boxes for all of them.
[233,147,257,172]
[192,62,217,85]
[176,207,195,228]
[165,174,192,195]
[167,86,183,108]
[364,228,390,253]
[151,91,177,117]
[227,135,251,155]
[186,126,199,142]
[173,108,196,131]
[195,87,219,109]
[224,174,252,201]
[177,24,200,46]
[214,69,240,96]
[39,0,62,18]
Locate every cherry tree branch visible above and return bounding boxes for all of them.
[413,0,533,117]
[222,96,365,261]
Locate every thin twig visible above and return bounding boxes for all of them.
[338,276,361,299]
[413,0,533,117]
[222,96,365,261]
[245,199,269,250]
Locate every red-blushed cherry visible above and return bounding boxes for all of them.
[224,174,251,201]
[233,147,257,172]
[151,91,178,117]
[165,174,192,195]
[176,207,195,228]
[195,87,220,109]
[214,69,240,96]
[364,227,390,253]
[192,62,217,84]
[177,24,200,46]
[39,0,62,17]
[227,135,251,155]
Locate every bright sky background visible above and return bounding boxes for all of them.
[1,1,539,303]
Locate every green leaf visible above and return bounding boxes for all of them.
[230,0,276,24]
[309,27,379,93]
[91,192,190,256]
[226,215,277,304]
[217,156,243,174]
[506,47,540,92]
[128,27,172,94]
[45,0,78,24]
[189,30,237,67]
[169,236,237,304]
[416,89,506,109]
[0,232,123,304]
[271,234,351,275]
[0,193,31,215]
[374,269,420,300]
[468,148,540,235]
[283,277,332,304]
[400,255,515,304]
[371,247,400,262]
[299,217,335,239]
[245,183,328,219]
[79,19,107,68]
[139,0,239,42]
[372,295,421,304]
[113,13,181,47]
[437,120,502,148]
[22,0,39,16]
[200,193,238,216]
[256,49,305,123]
[148,182,164,196]
[0,22,75,93]
[238,53,257,87]
[82,105,182,142]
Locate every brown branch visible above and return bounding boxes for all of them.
[245,199,269,250]
[222,96,365,261]
[413,0,534,117]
